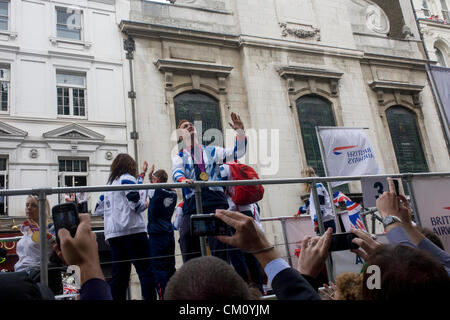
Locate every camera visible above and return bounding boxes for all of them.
[328,232,359,252]
[190,214,230,237]
[52,202,80,249]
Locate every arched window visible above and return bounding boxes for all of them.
[435,46,447,67]
[296,95,336,177]
[386,106,428,173]
[174,91,222,146]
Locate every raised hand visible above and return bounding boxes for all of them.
[142,160,148,173]
[297,228,333,278]
[350,228,383,261]
[228,112,244,132]
[148,164,155,182]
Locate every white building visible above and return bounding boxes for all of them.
[412,0,450,66]
[0,0,130,216]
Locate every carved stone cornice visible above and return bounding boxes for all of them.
[155,59,233,91]
[278,66,343,96]
[369,81,425,107]
[120,20,240,48]
[369,81,424,93]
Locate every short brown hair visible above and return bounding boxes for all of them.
[164,256,261,300]
[153,169,168,183]
[362,244,450,300]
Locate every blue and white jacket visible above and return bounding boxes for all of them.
[94,173,147,241]
[307,183,335,225]
[172,134,247,201]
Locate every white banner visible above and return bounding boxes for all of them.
[283,216,315,269]
[411,176,450,252]
[318,128,381,187]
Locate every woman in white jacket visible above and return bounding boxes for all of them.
[95,153,155,300]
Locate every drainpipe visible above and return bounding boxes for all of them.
[409,0,450,152]
[124,35,139,164]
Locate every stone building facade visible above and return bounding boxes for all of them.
[120,0,449,249]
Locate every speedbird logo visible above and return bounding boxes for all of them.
[333,145,357,155]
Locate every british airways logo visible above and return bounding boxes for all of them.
[333,145,357,155]
[333,145,375,165]
[430,207,450,236]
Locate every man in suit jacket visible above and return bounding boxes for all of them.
[216,210,333,300]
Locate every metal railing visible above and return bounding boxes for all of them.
[0,171,449,288]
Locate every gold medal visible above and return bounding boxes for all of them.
[199,171,209,181]
[32,231,40,243]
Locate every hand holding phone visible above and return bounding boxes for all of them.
[350,228,383,261]
[328,232,359,252]
[52,203,80,249]
[190,214,230,237]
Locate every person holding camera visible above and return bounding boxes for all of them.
[172,112,247,263]
[214,209,322,300]
[375,178,450,276]
[0,213,112,300]
[94,153,156,300]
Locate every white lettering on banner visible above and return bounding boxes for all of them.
[411,177,450,252]
[318,128,381,187]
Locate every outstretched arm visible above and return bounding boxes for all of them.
[58,214,112,300]
[216,210,320,300]
[222,113,247,163]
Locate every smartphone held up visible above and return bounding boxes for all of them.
[190,214,230,237]
[52,202,80,249]
[328,232,359,252]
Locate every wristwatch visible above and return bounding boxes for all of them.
[382,215,402,227]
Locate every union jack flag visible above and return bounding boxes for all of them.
[63,284,79,295]
[333,191,367,231]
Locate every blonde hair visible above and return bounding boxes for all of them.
[335,272,363,300]
[301,166,316,194]
[26,195,51,219]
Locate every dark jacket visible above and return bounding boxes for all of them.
[271,268,321,300]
